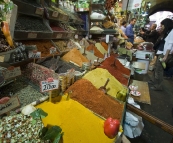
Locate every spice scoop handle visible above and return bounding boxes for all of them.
[103,78,110,88]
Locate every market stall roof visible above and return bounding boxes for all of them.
[148,0,173,16]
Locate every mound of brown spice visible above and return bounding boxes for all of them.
[65,79,124,121]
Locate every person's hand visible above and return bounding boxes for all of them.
[140,31,144,34]
[162,56,167,62]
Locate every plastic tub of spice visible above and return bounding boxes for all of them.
[13,0,44,17]
[50,22,67,39]
[21,40,60,57]
[14,15,53,40]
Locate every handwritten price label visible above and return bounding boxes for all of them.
[75,34,78,39]
[28,33,37,38]
[56,33,63,38]
[50,47,56,54]
[29,51,41,58]
[40,78,59,92]
[2,67,21,80]
[0,56,5,62]
[35,7,44,15]
[52,11,59,17]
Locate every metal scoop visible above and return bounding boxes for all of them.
[99,78,110,94]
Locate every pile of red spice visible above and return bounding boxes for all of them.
[101,55,131,76]
[98,54,131,86]
[65,79,124,121]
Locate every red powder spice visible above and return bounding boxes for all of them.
[98,66,129,86]
[65,79,124,121]
[101,55,131,76]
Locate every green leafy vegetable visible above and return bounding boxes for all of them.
[30,108,48,120]
[53,132,64,143]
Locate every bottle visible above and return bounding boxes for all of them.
[159,58,166,69]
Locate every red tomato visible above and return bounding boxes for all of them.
[104,117,120,139]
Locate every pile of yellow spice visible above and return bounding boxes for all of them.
[36,99,115,143]
[83,68,124,98]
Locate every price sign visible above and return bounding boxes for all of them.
[71,5,74,12]
[2,66,21,80]
[29,51,41,58]
[56,33,63,38]
[75,34,78,39]
[50,47,56,54]
[40,78,59,92]
[52,11,59,17]
[67,33,72,38]
[35,7,44,15]
[0,56,5,62]
[28,33,37,38]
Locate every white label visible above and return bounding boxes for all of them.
[52,11,59,17]
[2,67,21,80]
[29,51,41,58]
[28,33,37,38]
[40,79,59,92]
[75,34,78,39]
[0,96,20,115]
[56,33,63,38]
[0,56,4,62]
[50,47,56,54]
[35,7,44,15]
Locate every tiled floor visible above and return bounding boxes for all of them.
[128,71,173,143]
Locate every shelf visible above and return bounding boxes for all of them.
[13,0,44,17]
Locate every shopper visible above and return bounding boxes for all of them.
[125,18,137,44]
[148,18,173,91]
[121,21,127,34]
[140,23,159,44]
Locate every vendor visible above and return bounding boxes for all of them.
[121,21,127,34]
[140,23,159,44]
[125,18,137,44]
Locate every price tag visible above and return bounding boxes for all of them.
[0,96,20,115]
[56,33,63,38]
[50,47,56,54]
[29,51,41,58]
[71,5,74,12]
[2,67,21,80]
[89,35,92,38]
[0,56,5,62]
[35,7,44,15]
[28,33,37,38]
[75,34,78,39]
[52,11,59,17]
[40,78,59,92]
[67,33,72,37]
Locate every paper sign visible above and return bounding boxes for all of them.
[75,34,78,39]
[122,0,142,10]
[29,51,41,58]
[0,56,5,62]
[0,96,20,115]
[50,47,56,54]
[52,11,59,17]
[28,33,37,38]
[2,67,21,80]
[56,33,63,38]
[35,7,44,15]
[40,79,59,92]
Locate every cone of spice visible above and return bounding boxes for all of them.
[62,48,89,67]
[65,79,124,121]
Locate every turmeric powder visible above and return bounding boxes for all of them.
[83,68,124,97]
[36,100,115,143]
